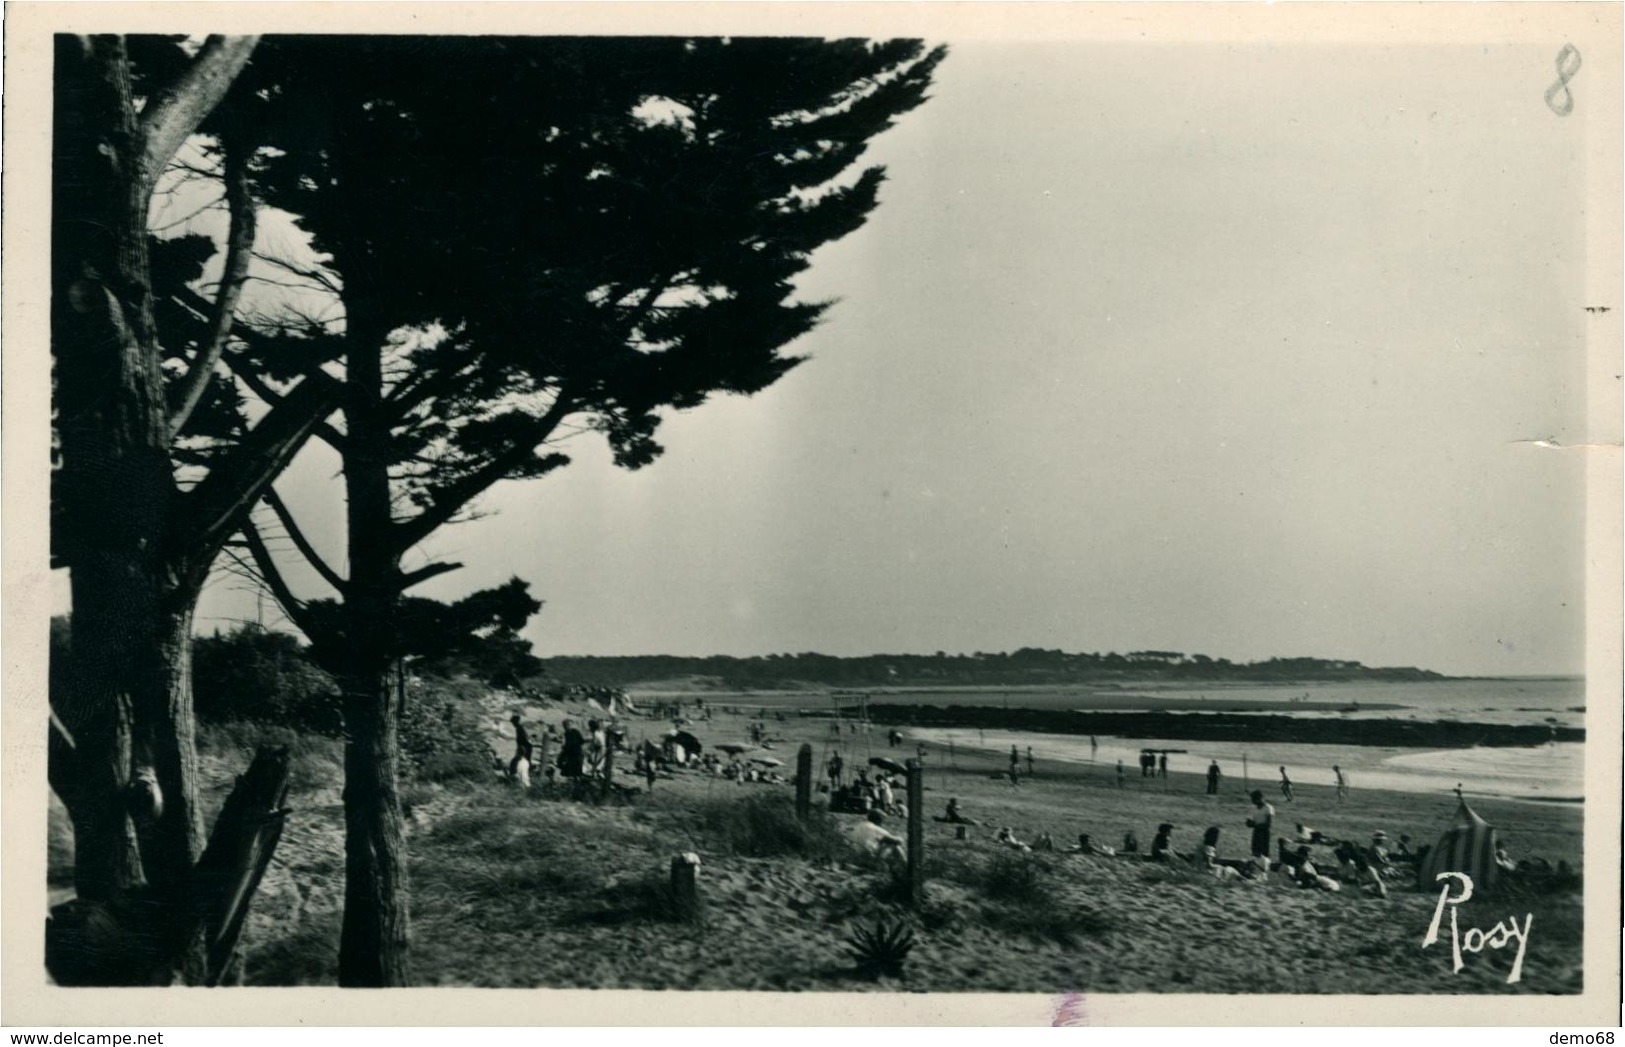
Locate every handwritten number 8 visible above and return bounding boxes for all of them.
[1545,44,1582,117]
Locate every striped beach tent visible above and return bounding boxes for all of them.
[1418,793,1501,894]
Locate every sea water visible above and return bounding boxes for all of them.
[905,730,1584,804]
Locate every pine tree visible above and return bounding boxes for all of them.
[233,34,945,984]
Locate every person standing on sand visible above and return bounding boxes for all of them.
[509,714,534,787]
[1333,765,1348,801]
[1090,735,1098,761]
[1009,745,1021,785]
[1116,759,1126,788]
[1206,759,1222,795]
[827,751,844,789]
[1245,790,1275,860]
[558,719,586,780]
[1278,766,1294,802]
[1158,752,1168,779]
[587,718,607,778]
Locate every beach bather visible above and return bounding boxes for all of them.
[1367,831,1400,876]
[1246,790,1275,859]
[558,719,586,779]
[1149,823,1176,863]
[1292,848,1341,891]
[1278,766,1294,802]
[933,797,981,826]
[1068,833,1115,857]
[1199,827,1243,881]
[1206,760,1221,795]
[508,714,534,787]
[1336,842,1388,897]
[852,809,905,861]
[995,826,1032,852]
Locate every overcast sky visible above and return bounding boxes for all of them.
[190,39,1589,677]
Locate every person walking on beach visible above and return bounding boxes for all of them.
[1115,759,1126,789]
[1090,735,1098,762]
[1206,759,1222,795]
[1008,745,1021,785]
[1245,790,1275,860]
[1333,765,1348,801]
[1158,752,1168,779]
[1278,766,1294,802]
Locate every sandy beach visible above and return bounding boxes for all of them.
[137,687,1585,994]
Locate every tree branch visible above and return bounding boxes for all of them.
[169,130,257,439]
[48,708,81,817]
[235,521,321,639]
[261,486,347,595]
[391,391,576,554]
[222,351,347,453]
[251,250,344,298]
[137,35,260,190]
[175,368,343,563]
[398,561,463,591]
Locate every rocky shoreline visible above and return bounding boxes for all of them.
[857,704,1582,748]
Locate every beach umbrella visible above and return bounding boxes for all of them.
[750,756,783,768]
[672,731,703,756]
[869,756,907,775]
[1418,792,1502,894]
[716,742,752,756]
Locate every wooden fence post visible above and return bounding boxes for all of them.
[906,757,925,907]
[670,852,701,920]
[795,743,813,820]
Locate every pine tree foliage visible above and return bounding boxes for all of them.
[234,36,947,571]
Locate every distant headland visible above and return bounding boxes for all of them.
[537,650,1449,690]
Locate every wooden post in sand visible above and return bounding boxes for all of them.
[795,743,814,820]
[670,852,702,920]
[906,757,925,907]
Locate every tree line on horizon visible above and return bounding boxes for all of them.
[535,649,1446,689]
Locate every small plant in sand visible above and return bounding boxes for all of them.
[847,918,917,981]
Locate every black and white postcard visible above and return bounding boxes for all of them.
[3,1,1620,1028]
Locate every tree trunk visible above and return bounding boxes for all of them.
[140,586,208,892]
[336,300,412,987]
[50,33,267,985]
[46,745,292,988]
[52,34,174,907]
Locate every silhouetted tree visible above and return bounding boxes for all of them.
[231,35,946,985]
[49,34,337,985]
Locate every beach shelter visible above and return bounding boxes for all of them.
[1418,794,1502,894]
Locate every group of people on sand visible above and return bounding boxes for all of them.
[829,767,909,818]
[928,788,1451,899]
[507,714,611,789]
